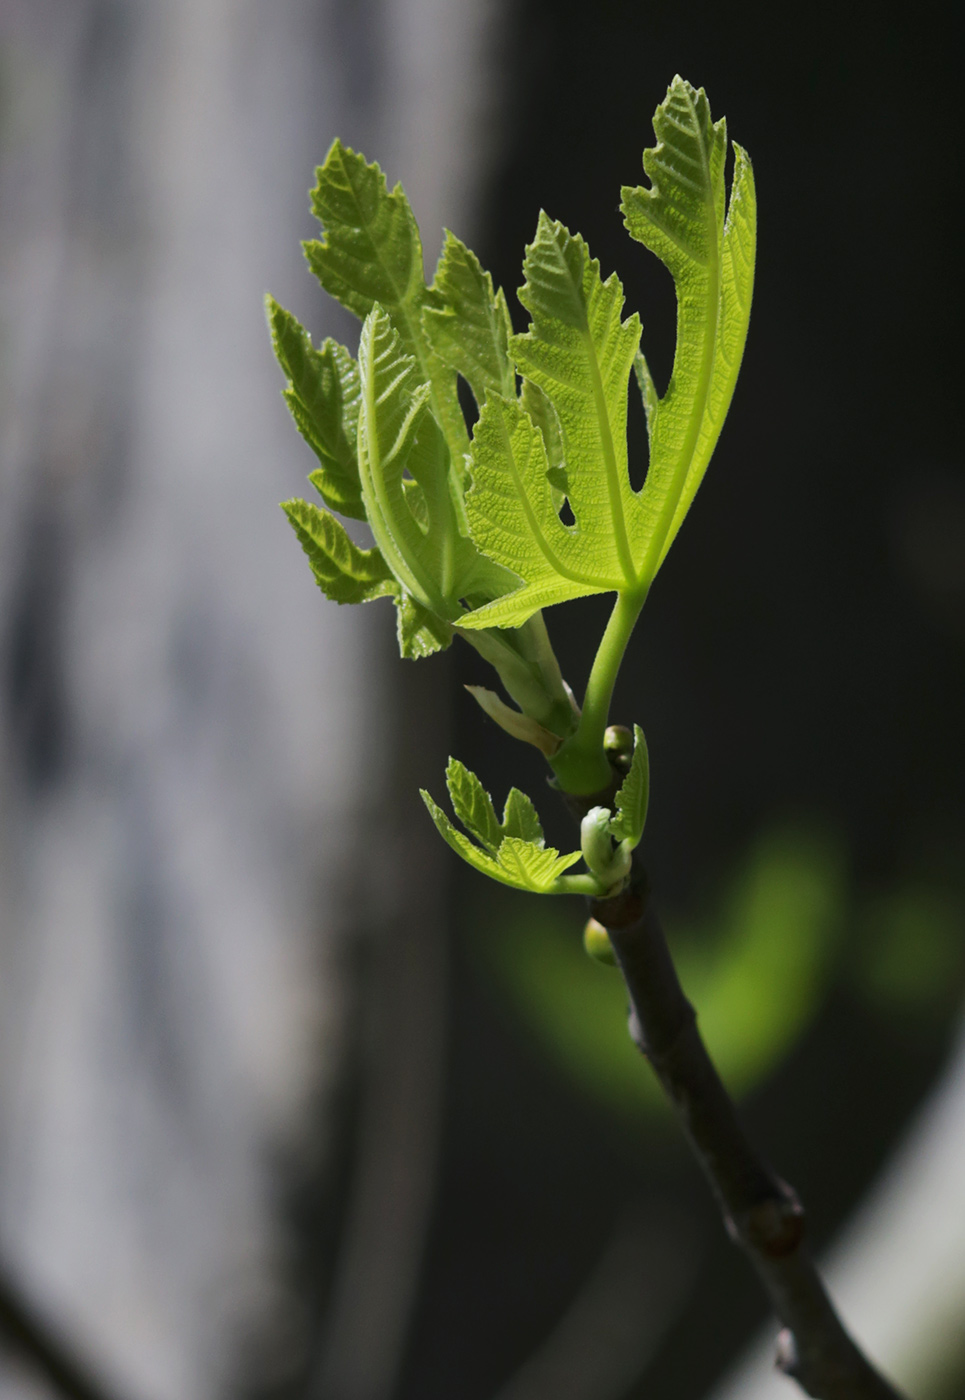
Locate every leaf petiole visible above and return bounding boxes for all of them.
[550,585,648,794]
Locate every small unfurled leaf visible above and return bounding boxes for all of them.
[422,790,510,883]
[446,758,503,853]
[421,789,580,894]
[621,76,756,577]
[496,838,582,892]
[501,788,543,844]
[303,141,469,466]
[281,498,398,604]
[609,723,650,847]
[423,764,583,894]
[445,758,547,854]
[268,298,365,520]
[423,232,515,406]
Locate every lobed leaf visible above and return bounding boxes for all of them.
[496,838,582,892]
[460,394,616,629]
[421,790,579,894]
[281,498,398,604]
[460,217,645,628]
[459,78,755,630]
[445,759,546,852]
[422,791,510,884]
[621,76,756,579]
[423,763,581,894]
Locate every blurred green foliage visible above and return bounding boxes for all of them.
[857,885,965,1018]
[473,822,965,1122]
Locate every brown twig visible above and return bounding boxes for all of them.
[587,869,905,1400]
[557,762,904,1400]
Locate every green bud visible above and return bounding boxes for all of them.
[581,806,613,874]
[580,806,632,887]
[604,724,634,772]
[583,917,618,966]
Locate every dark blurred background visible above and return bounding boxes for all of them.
[0,2,962,1400]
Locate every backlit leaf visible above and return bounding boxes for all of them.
[421,790,580,894]
[281,498,397,604]
[460,216,645,628]
[268,298,365,520]
[304,141,469,468]
[460,394,618,629]
[446,758,503,853]
[609,724,650,846]
[423,764,582,894]
[357,306,517,618]
[459,79,754,630]
[496,838,582,892]
[423,232,515,406]
[621,76,756,577]
[395,592,452,658]
[502,788,544,845]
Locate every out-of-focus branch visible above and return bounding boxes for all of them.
[0,1266,125,1400]
[588,869,905,1400]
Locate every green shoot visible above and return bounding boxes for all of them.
[270,75,755,890]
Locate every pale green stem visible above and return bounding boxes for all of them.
[551,586,648,794]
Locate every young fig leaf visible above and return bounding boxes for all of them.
[609,724,650,847]
[622,76,756,578]
[501,787,543,845]
[267,298,365,520]
[423,232,516,407]
[446,758,504,854]
[421,788,581,895]
[281,498,398,604]
[459,78,754,632]
[460,394,618,630]
[303,140,469,468]
[460,218,646,630]
[444,758,546,852]
[496,838,583,892]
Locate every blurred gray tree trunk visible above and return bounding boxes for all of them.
[0,1,502,1397]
